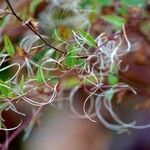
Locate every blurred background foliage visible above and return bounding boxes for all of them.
[0,0,150,150]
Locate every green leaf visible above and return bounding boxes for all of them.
[29,0,41,14]
[3,34,15,57]
[78,29,96,47]
[117,7,128,16]
[80,0,93,7]
[0,103,8,128]
[64,45,77,68]
[36,67,44,83]
[98,0,112,6]
[19,75,24,93]
[108,75,119,85]
[33,48,49,62]
[121,0,145,6]
[0,80,11,97]
[63,77,80,89]
[76,58,85,67]
[0,16,9,28]
[101,15,125,28]
[80,0,112,7]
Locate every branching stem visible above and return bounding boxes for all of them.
[5,0,66,54]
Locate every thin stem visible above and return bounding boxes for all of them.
[1,118,30,150]
[4,0,65,54]
[1,106,43,150]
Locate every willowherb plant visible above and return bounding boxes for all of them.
[0,0,150,149]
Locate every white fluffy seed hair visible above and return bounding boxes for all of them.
[1,23,150,133]
[40,0,90,28]
[51,0,80,8]
[68,26,150,132]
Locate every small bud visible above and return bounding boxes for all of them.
[24,18,39,30]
